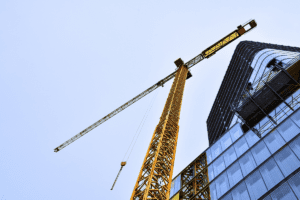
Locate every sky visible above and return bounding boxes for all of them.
[1,0,300,199]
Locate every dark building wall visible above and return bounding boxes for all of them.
[207,41,300,146]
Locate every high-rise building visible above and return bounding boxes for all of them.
[169,41,300,200]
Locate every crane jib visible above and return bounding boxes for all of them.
[53,19,257,152]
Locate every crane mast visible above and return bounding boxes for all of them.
[131,64,188,200]
[130,20,257,200]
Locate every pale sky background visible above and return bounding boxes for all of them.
[1,0,300,199]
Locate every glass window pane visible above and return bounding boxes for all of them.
[221,132,233,151]
[263,195,272,200]
[224,146,237,167]
[206,148,212,164]
[277,118,300,142]
[245,171,268,200]
[213,156,226,177]
[211,141,222,161]
[245,130,260,148]
[288,172,300,198]
[208,164,215,181]
[251,141,271,165]
[259,158,284,189]
[230,124,243,143]
[291,108,300,127]
[220,193,233,200]
[216,172,230,198]
[264,130,286,154]
[227,162,243,188]
[234,137,249,157]
[239,151,257,177]
[209,182,217,200]
[274,146,300,177]
[289,135,300,159]
[270,182,297,200]
[232,181,250,200]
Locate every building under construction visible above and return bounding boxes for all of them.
[169,41,300,200]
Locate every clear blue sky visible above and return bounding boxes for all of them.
[1,0,300,199]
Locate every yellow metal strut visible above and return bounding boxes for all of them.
[131,64,189,200]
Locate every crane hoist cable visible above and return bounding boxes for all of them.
[110,89,159,190]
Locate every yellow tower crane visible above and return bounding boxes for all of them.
[54,20,257,199]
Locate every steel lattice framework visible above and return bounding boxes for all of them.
[131,65,188,200]
[54,20,257,153]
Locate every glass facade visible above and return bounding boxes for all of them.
[170,42,300,200]
[170,105,300,200]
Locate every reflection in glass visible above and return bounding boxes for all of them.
[259,158,284,189]
[288,172,300,198]
[264,130,285,154]
[291,108,300,127]
[239,152,256,177]
[221,132,233,151]
[230,124,243,143]
[206,148,212,164]
[234,137,249,157]
[245,130,259,147]
[232,181,250,200]
[214,156,226,177]
[227,162,243,188]
[211,141,222,161]
[209,182,217,200]
[245,171,268,199]
[251,141,271,165]
[208,164,215,181]
[220,193,233,200]
[290,135,300,159]
[274,146,300,177]
[216,172,230,198]
[277,118,300,142]
[271,182,297,200]
[223,146,237,167]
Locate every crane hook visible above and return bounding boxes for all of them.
[111,162,126,190]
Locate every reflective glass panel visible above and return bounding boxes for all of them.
[213,155,226,177]
[216,172,230,198]
[277,118,300,142]
[208,164,215,181]
[245,170,268,200]
[245,130,260,148]
[170,175,181,197]
[259,158,284,189]
[220,193,233,200]
[234,137,249,157]
[251,140,271,165]
[264,130,286,154]
[232,181,250,200]
[211,141,222,161]
[239,151,257,177]
[289,135,300,159]
[221,132,233,151]
[291,108,300,127]
[227,162,243,188]
[230,124,243,143]
[263,195,272,200]
[274,146,300,177]
[206,148,212,164]
[288,172,300,198]
[209,182,217,200]
[270,182,297,200]
[223,146,237,167]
